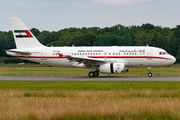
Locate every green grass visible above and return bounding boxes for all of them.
[0,81,180,90]
[0,66,180,76]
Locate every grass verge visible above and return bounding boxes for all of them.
[0,66,180,76]
[0,81,180,90]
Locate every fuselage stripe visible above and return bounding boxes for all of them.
[13,56,173,60]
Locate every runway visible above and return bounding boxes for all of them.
[0,75,180,82]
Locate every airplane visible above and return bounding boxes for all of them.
[6,17,176,77]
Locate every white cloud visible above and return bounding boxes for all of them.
[93,0,150,5]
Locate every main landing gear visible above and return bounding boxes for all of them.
[88,70,99,77]
[148,67,152,77]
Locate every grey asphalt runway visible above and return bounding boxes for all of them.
[0,75,180,82]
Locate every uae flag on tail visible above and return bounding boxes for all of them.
[14,30,33,38]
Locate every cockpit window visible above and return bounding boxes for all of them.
[159,52,168,55]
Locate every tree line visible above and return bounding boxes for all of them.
[0,23,180,63]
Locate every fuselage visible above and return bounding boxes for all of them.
[7,17,177,77]
[7,46,176,67]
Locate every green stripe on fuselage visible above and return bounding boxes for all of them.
[14,30,25,33]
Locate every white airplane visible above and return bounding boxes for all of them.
[6,17,176,77]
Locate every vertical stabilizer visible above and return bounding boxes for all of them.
[10,17,44,49]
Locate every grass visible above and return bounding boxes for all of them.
[0,90,180,120]
[0,66,180,76]
[0,65,180,119]
[0,81,180,120]
[0,81,180,90]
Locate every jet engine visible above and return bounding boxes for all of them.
[100,63,129,74]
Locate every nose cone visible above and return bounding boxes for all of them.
[173,56,176,64]
[169,55,176,64]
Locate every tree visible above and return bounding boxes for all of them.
[30,28,40,37]
[134,31,154,46]
[94,33,111,46]
[173,25,180,39]
[176,46,180,63]
[141,23,155,30]
[156,35,170,52]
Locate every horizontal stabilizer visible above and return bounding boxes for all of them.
[5,49,31,54]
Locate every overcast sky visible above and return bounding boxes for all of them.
[1,0,180,31]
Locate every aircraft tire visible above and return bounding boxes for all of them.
[148,73,152,77]
[89,72,95,77]
[94,71,99,77]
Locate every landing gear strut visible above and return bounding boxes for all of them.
[88,70,99,77]
[148,67,152,77]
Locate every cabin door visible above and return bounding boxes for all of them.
[147,48,153,60]
[41,49,47,60]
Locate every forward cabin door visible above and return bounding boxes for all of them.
[41,48,47,60]
[147,48,153,60]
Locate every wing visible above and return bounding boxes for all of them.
[58,53,106,68]
[58,53,129,69]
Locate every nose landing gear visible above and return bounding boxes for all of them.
[148,67,152,77]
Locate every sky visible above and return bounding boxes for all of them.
[1,0,180,31]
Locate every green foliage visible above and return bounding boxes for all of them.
[0,57,37,64]
[1,23,180,62]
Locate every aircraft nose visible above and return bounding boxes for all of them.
[173,56,176,63]
[170,56,176,64]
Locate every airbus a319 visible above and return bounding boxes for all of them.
[6,17,176,77]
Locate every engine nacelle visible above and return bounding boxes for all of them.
[100,63,129,74]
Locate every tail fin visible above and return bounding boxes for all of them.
[10,17,44,49]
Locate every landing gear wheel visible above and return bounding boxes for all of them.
[147,67,152,77]
[148,73,152,77]
[89,72,95,77]
[94,71,99,77]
